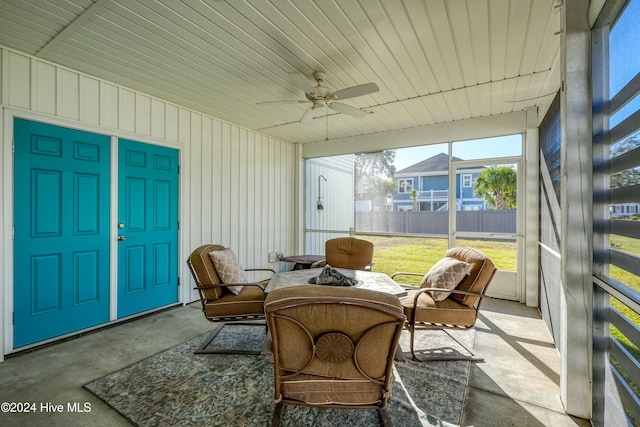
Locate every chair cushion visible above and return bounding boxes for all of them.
[280,372,386,406]
[203,284,265,318]
[421,257,471,301]
[400,288,477,327]
[209,248,248,295]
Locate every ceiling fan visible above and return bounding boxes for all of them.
[258,71,379,124]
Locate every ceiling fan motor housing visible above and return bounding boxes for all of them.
[312,99,326,109]
[259,70,379,123]
[308,72,333,100]
[312,71,327,82]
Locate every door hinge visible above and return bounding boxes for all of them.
[177,278,180,288]
[12,140,15,154]
[12,312,15,325]
[12,226,14,240]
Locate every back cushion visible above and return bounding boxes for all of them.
[209,248,248,295]
[189,244,226,300]
[325,238,374,270]
[420,257,471,301]
[445,247,496,307]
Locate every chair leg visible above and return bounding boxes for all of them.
[379,408,394,427]
[195,321,266,355]
[272,401,284,427]
[410,327,484,362]
[394,343,406,362]
[409,324,418,361]
[440,329,484,362]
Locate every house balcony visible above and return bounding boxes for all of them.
[0,297,589,426]
[416,189,449,201]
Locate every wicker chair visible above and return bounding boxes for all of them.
[392,247,496,362]
[312,237,375,271]
[187,244,275,354]
[265,284,405,427]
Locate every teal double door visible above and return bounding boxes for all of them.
[13,119,179,348]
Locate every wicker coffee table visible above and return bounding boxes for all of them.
[264,268,407,297]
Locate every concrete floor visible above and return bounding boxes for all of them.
[461,298,590,427]
[0,299,590,426]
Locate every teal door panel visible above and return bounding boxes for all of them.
[117,139,179,318]
[13,118,111,347]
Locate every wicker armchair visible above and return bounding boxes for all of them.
[312,237,375,271]
[393,247,496,361]
[187,244,275,354]
[265,284,405,426]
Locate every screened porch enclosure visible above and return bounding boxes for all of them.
[305,136,523,302]
[0,0,639,425]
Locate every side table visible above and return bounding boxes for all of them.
[279,254,325,270]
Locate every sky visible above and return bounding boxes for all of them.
[609,0,640,128]
[392,134,522,171]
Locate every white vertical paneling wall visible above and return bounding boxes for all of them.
[305,155,355,255]
[0,47,296,355]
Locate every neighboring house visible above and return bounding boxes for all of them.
[610,203,640,218]
[392,153,486,212]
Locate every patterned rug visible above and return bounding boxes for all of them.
[84,324,474,426]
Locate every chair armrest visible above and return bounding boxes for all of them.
[449,289,487,298]
[419,287,487,299]
[225,281,269,290]
[238,281,268,290]
[391,271,424,279]
[245,268,276,275]
[195,281,269,291]
[244,268,276,286]
[193,283,225,290]
[310,260,327,268]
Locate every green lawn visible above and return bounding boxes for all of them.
[610,234,640,361]
[362,235,516,285]
[363,233,638,354]
[609,234,640,424]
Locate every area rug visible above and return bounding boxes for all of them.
[84,324,475,427]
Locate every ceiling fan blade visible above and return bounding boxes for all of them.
[330,82,379,100]
[256,99,308,105]
[289,73,317,93]
[329,102,368,119]
[299,106,317,124]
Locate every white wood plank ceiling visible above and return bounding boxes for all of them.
[0,0,561,144]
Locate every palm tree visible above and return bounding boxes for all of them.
[473,166,517,210]
[410,188,418,211]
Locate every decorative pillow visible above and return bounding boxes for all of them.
[421,257,471,301]
[209,248,248,295]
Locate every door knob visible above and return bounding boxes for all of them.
[117,235,128,241]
